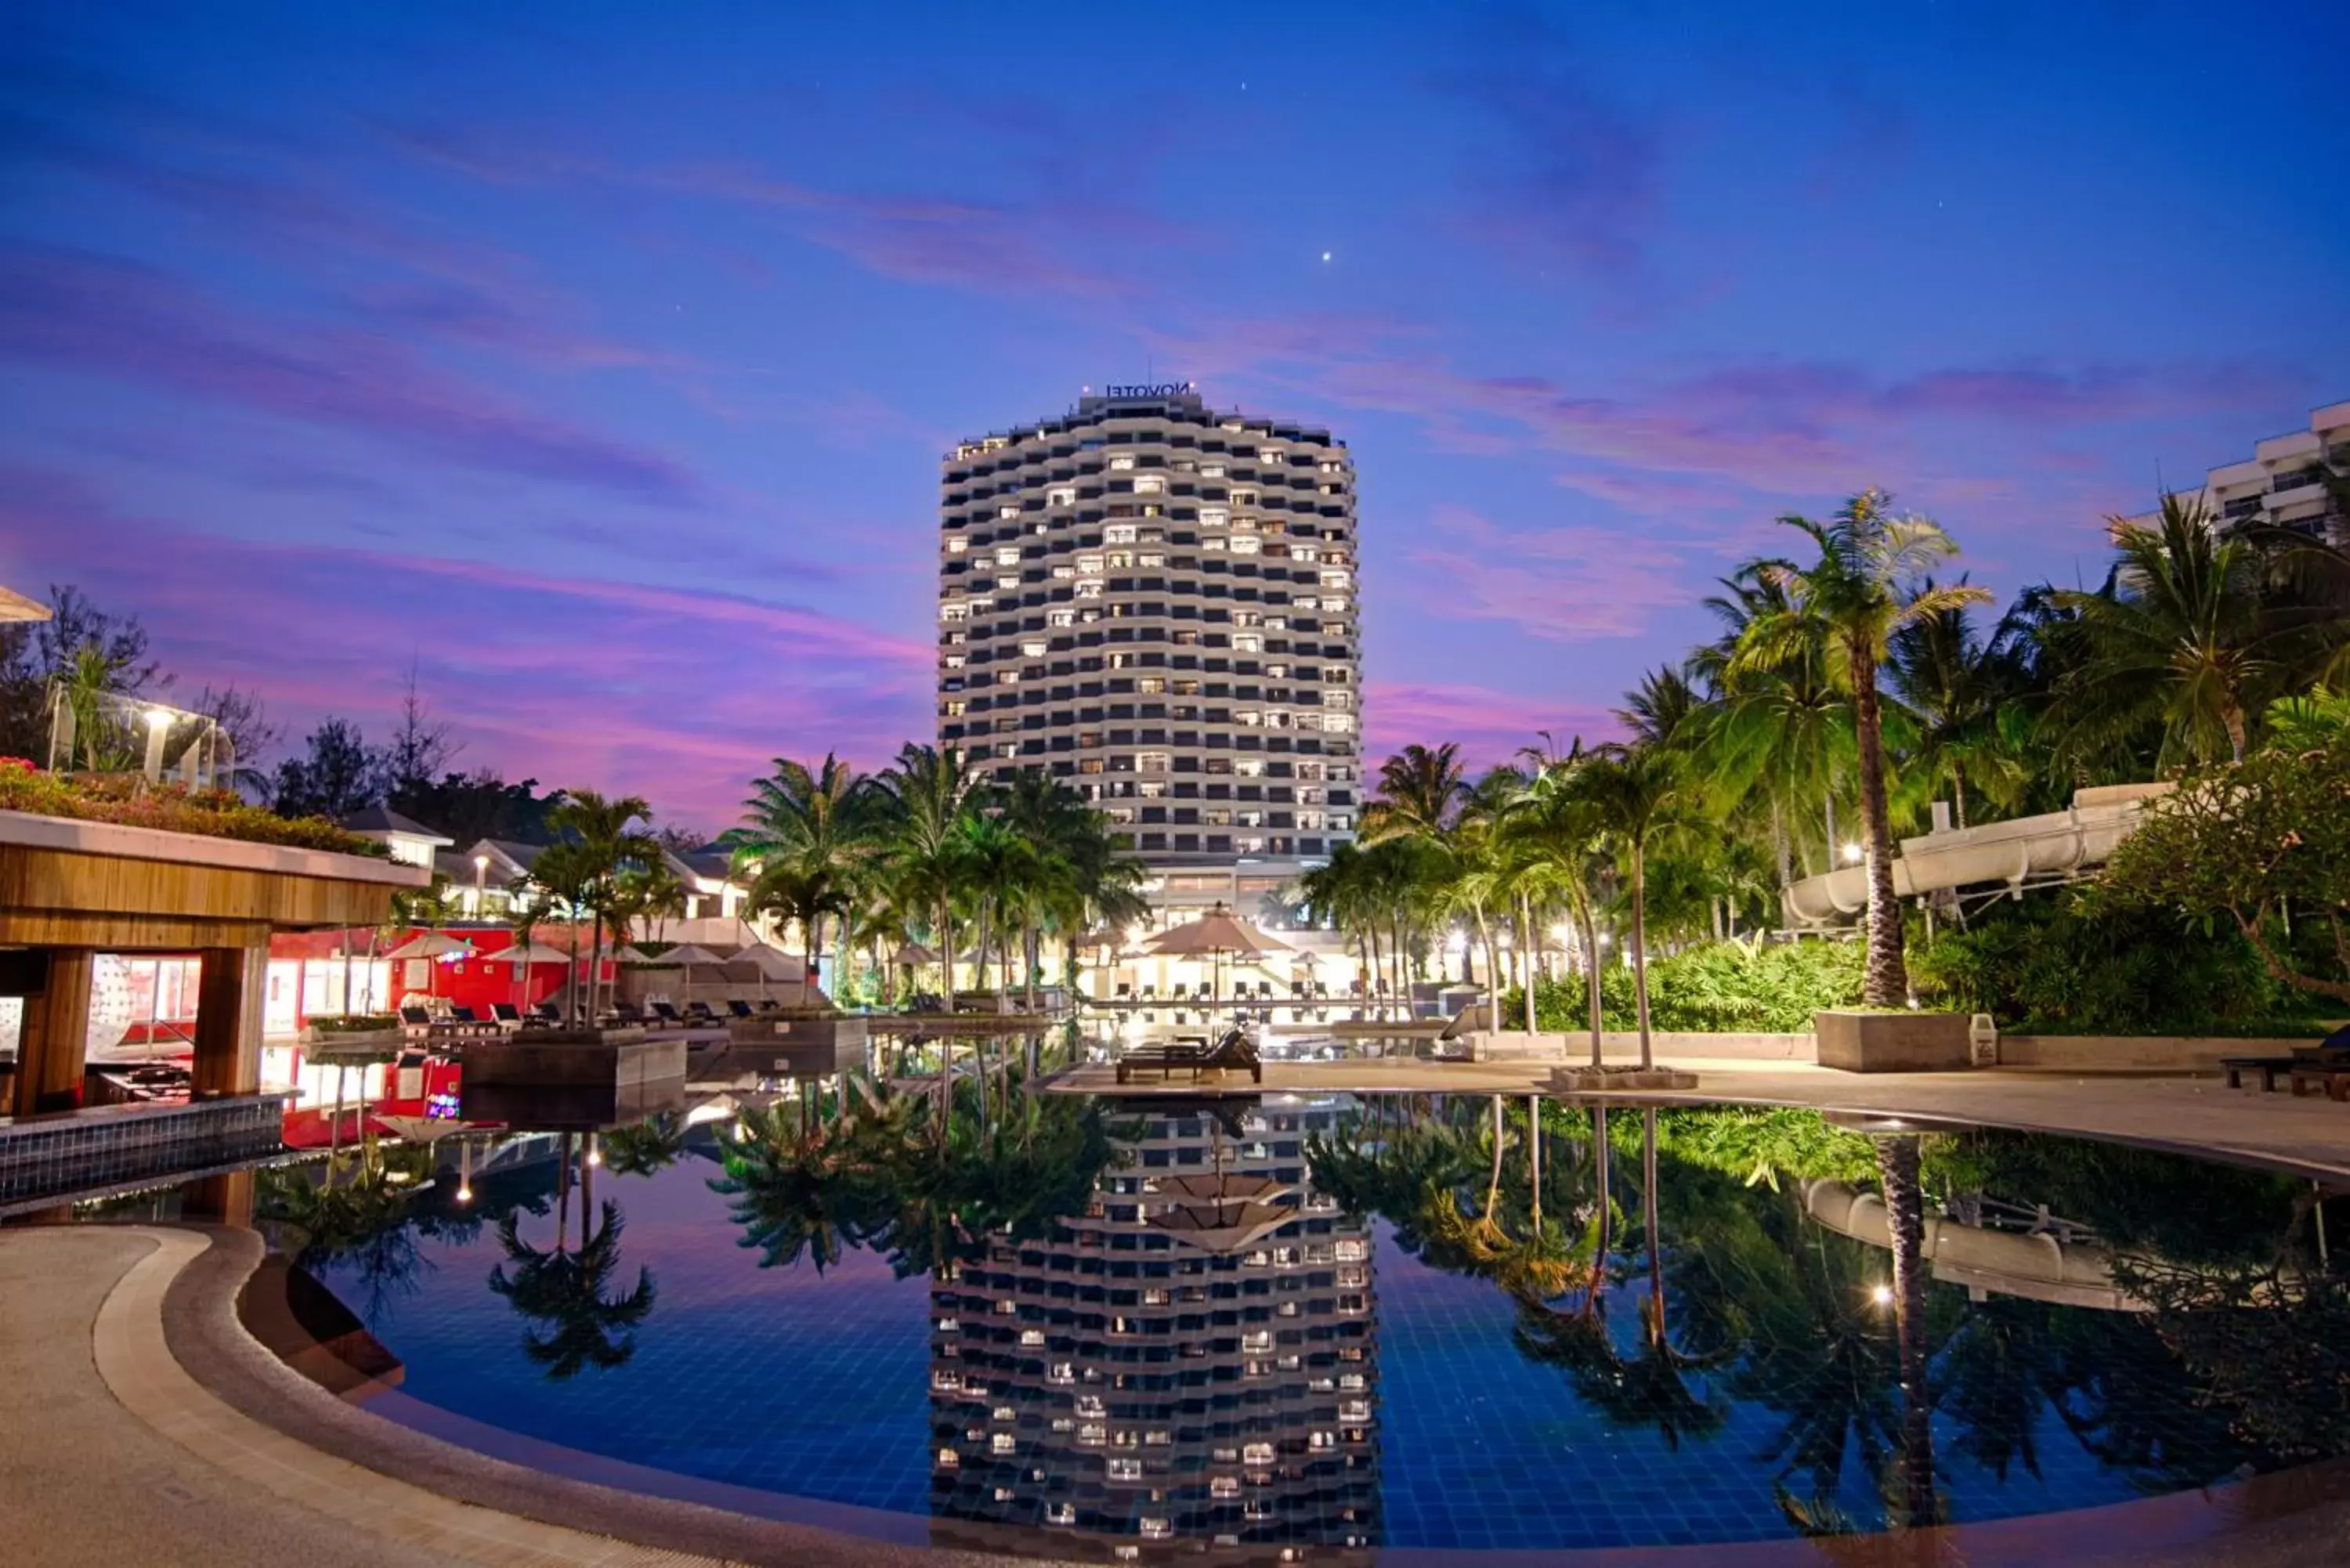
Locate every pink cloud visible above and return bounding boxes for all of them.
[1365,679,1622,771]
[1403,507,1689,641]
[0,243,704,504]
[0,468,927,828]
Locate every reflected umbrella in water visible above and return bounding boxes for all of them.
[487,1201,656,1379]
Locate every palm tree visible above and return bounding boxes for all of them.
[545,790,662,1024]
[1573,743,1689,1068]
[2050,493,2326,767]
[1362,741,1468,844]
[722,753,879,983]
[1730,491,1990,1004]
[872,744,987,1011]
[1886,583,2030,828]
[1501,756,1611,1061]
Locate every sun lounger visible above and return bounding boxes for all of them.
[684,1000,718,1025]
[2223,1055,2299,1091]
[490,1002,522,1031]
[726,999,755,1019]
[2289,1059,2350,1101]
[531,1001,561,1023]
[1115,1027,1262,1085]
[646,1001,684,1027]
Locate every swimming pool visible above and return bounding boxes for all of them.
[264,1092,2348,1558]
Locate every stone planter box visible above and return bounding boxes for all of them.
[724,1013,868,1076]
[457,1029,685,1128]
[298,1026,406,1064]
[1549,1064,1700,1093]
[1815,1010,1972,1072]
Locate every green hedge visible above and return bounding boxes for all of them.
[1909,895,2331,1036]
[1503,938,1864,1034]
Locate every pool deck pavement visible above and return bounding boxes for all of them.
[1046,1056,2350,1180]
[9,1060,2350,1566]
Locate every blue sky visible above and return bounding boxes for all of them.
[2,0,2344,828]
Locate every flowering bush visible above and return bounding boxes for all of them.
[0,767,387,858]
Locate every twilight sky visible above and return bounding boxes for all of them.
[4,1,2345,833]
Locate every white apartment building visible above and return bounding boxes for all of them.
[936,387,1362,874]
[2142,399,2349,544]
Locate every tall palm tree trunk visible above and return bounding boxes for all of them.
[1583,901,1605,1068]
[1520,896,1539,1035]
[1876,1134,1936,1527]
[1849,643,1908,1006]
[1629,846,1654,1069]
[938,898,957,1014]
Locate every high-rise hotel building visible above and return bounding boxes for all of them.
[936,386,1361,869]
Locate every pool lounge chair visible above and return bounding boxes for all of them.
[530,1001,562,1024]
[726,999,756,1019]
[646,1000,685,1028]
[1115,1027,1262,1085]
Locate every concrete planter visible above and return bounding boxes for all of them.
[457,1030,685,1128]
[724,1013,869,1076]
[1549,1064,1700,1093]
[1814,1010,1972,1072]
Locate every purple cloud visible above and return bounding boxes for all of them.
[1405,506,1689,641]
[0,243,705,503]
[0,468,925,826]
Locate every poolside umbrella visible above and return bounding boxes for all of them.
[651,942,727,1003]
[1144,904,1292,1006]
[496,939,573,1010]
[726,941,800,1002]
[0,584,51,623]
[383,930,473,1002]
[1145,1172,1300,1255]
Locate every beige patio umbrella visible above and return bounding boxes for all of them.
[649,942,727,1001]
[1144,1172,1301,1254]
[1143,903,1292,1007]
[496,939,573,1011]
[0,584,51,622]
[383,930,473,1003]
[725,941,801,1002]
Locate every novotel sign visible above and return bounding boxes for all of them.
[1103,381,1195,399]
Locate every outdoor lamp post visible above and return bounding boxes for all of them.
[141,706,173,782]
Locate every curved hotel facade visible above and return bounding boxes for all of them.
[936,387,1361,875]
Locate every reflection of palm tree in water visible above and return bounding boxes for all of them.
[488,1199,656,1379]
[487,1133,656,1379]
[1512,1107,1725,1451]
[1875,1134,1939,1529]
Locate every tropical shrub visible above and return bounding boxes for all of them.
[1911,894,2318,1035]
[2094,734,2350,1006]
[1505,938,1864,1034]
[0,759,385,856]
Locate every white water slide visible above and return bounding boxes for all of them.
[1782,782,2174,929]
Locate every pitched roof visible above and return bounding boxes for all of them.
[341,804,455,843]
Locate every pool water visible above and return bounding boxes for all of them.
[269,1094,2347,1557]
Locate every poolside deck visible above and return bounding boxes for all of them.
[1043,1055,2350,1180]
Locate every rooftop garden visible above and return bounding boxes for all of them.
[0,757,387,858]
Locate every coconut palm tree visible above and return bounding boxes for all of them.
[1572,743,1690,1068]
[2049,493,2337,768]
[544,790,663,1024]
[1729,492,1990,1005]
[722,753,879,972]
[1501,756,1611,1060]
[1885,583,2031,828]
[1362,741,1468,844]
[872,743,987,1010]
[1875,1133,1939,1527]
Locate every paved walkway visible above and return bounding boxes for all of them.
[1048,1058,2350,1179]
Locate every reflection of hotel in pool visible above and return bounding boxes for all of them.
[927,1097,1378,1564]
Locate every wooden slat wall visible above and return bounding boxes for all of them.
[0,844,401,947]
